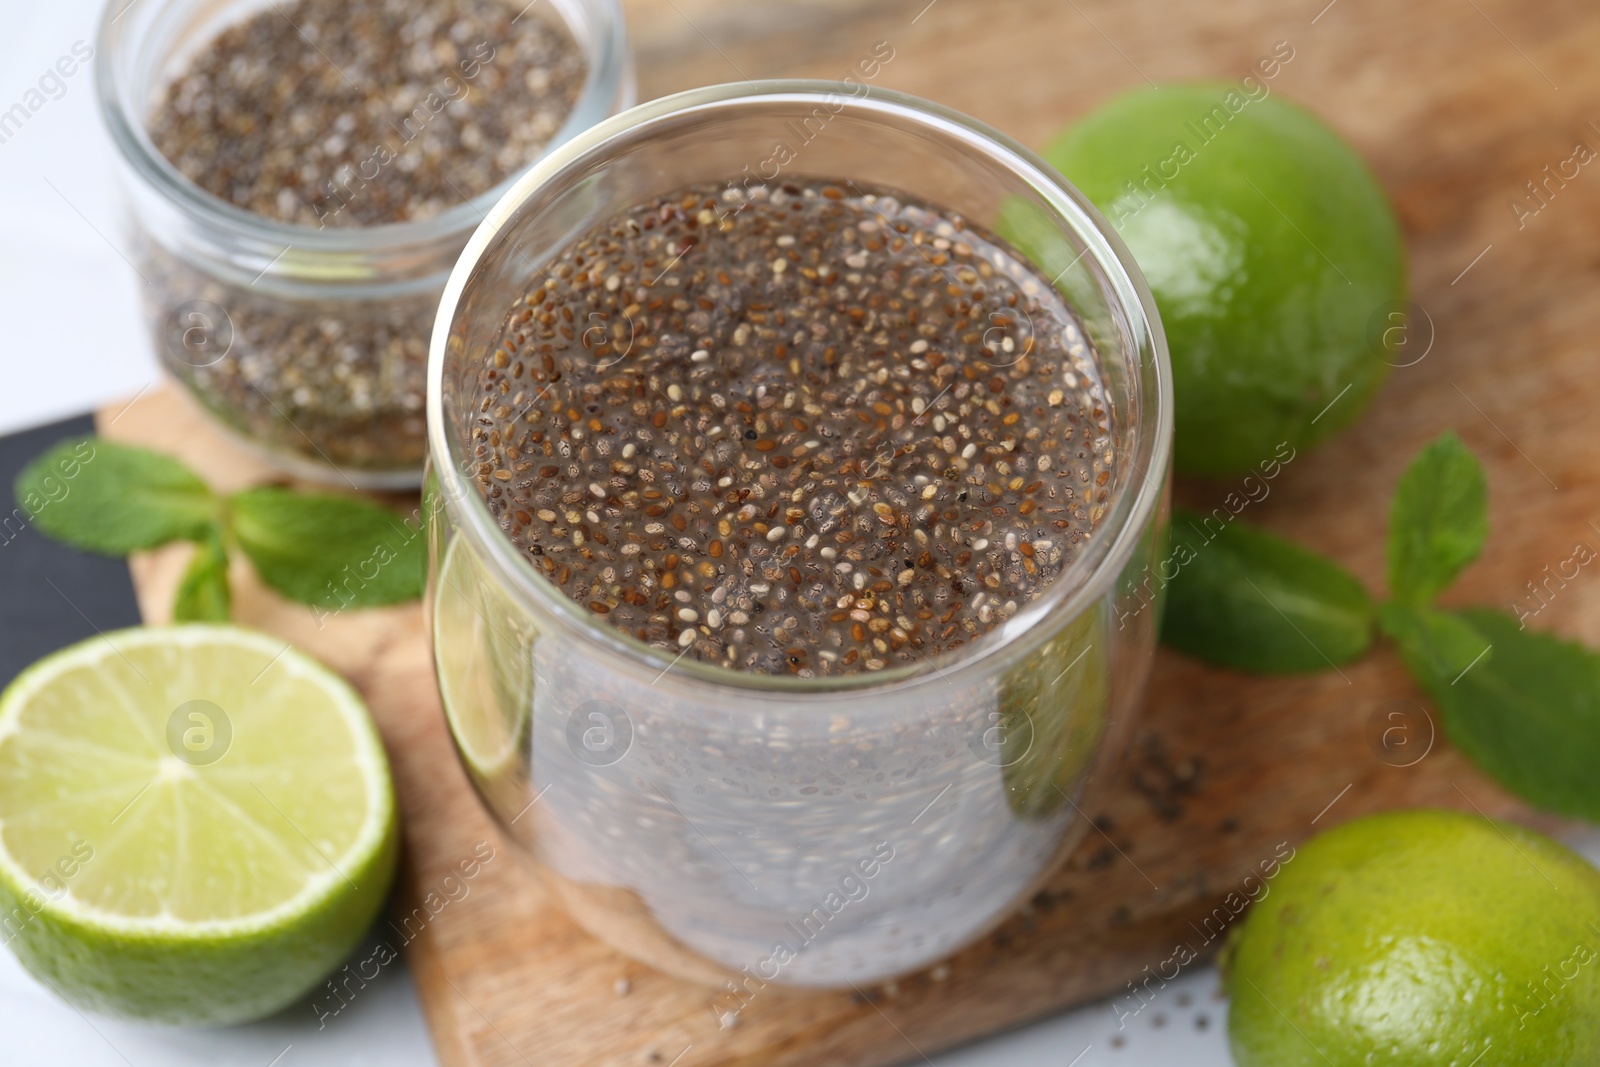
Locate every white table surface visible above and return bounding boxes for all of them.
[3,2,1597,1065]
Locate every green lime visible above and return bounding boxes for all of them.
[1044,84,1405,475]
[0,625,397,1024]
[1225,809,1600,1066]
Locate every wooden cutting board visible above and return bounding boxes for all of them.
[96,0,1600,1061]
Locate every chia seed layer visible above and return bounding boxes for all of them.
[471,179,1114,676]
[148,0,586,227]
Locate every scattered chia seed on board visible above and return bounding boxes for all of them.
[141,0,587,475]
[472,179,1115,677]
[148,0,586,227]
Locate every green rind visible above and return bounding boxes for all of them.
[1226,809,1600,1067]
[0,818,396,1025]
[1043,84,1406,476]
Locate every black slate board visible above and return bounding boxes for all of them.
[0,414,141,687]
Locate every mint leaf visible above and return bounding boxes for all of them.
[1376,602,1490,680]
[1161,509,1375,672]
[1384,604,1600,820]
[1387,432,1488,605]
[229,487,423,608]
[173,530,231,622]
[15,437,215,554]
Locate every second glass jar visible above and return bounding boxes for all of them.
[96,0,633,487]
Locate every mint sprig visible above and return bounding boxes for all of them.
[1163,510,1374,673]
[173,528,231,622]
[232,486,422,608]
[1162,431,1600,820]
[1385,606,1600,822]
[17,438,215,553]
[1386,431,1487,606]
[14,436,423,621]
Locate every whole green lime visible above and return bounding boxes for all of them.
[1044,84,1405,475]
[1225,809,1600,1067]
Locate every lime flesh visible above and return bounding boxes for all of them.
[0,625,397,1024]
[1044,84,1406,476]
[1225,809,1600,1066]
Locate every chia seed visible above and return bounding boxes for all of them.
[141,258,438,473]
[148,0,586,227]
[472,178,1115,676]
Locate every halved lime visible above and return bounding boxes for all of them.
[0,625,397,1024]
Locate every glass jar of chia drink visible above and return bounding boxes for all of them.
[426,81,1172,991]
[95,0,632,488]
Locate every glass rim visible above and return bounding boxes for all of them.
[93,0,631,256]
[427,79,1173,697]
